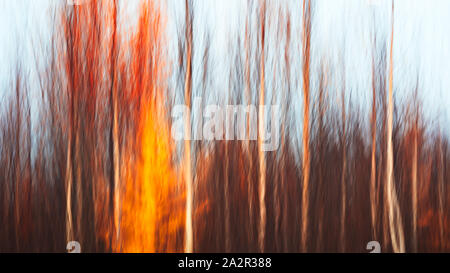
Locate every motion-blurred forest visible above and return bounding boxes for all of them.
[0,0,448,253]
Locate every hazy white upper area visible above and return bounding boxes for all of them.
[0,0,449,136]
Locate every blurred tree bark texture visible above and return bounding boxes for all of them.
[0,0,448,253]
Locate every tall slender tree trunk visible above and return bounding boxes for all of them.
[301,0,311,252]
[273,64,281,252]
[109,0,120,250]
[74,124,83,244]
[282,15,291,252]
[65,130,73,244]
[184,0,194,253]
[65,15,76,244]
[244,19,255,251]
[370,52,378,240]
[257,0,266,253]
[386,1,405,253]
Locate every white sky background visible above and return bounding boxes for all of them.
[0,0,449,140]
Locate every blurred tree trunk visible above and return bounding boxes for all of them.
[109,0,120,249]
[301,0,311,252]
[184,0,194,253]
[257,0,267,253]
[282,14,291,252]
[370,47,378,240]
[64,7,76,245]
[244,15,255,251]
[385,0,405,253]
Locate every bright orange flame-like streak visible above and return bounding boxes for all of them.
[115,1,185,253]
[118,102,185,253]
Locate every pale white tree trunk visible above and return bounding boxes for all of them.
[65,137,74,244]
[184,78,193,253]
[184,0,193,253]
[386,1,405,252]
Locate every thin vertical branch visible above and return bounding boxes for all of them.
[257,0,267,253]
[370,40,378,240]
[244,9,255,250]
[386,0,405,253]
[301,0,311,252]
[109,0,120,249]
[282,13,291,252]
[184,0,194,253]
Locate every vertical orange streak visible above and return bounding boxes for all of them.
[386,0,405,253]
[114,1,184,253]
[258,0,266,253]
[301,0,311,252]
[184,0,194,253]
[370,48,377,240]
